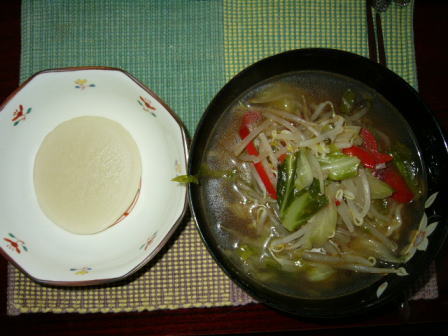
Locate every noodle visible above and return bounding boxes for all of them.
[233,119,272,156]
[302,252,374,267]
[259,106,320,136]
[336,201,355,232]
[334,264,407,276]
[258,132,278,167]
[311,101,334,121]
[363,221,398,252]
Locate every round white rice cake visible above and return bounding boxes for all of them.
[34,116,142,235]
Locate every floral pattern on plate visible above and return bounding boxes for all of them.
[140,232,157,251]
[401,192,439,262]
[138,96,157,117]
[70,267,92,275]
[377,191,439,298]
[3,233,28,254]
[74,79,96,90]
[11,104,32,126]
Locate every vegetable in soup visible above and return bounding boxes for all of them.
[200,72,426,299]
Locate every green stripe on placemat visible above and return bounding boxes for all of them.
[8,0,433,315]
[20,0,226,135]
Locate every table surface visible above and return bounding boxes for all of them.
[1,1,448,335]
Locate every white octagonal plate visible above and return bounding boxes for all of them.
[0,67,188,285]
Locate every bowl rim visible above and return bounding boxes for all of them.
[188,48,448,318]
[0,66,190,286]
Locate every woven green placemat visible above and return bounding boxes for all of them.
[8,0,436,315]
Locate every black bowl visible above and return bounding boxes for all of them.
[188,48,448,318]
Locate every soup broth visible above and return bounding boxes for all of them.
[200,71,426,299]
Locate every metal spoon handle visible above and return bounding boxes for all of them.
[375,11,387,66]
[366,0,378,63]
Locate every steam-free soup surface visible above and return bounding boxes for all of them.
[34,116,142,235]
[201,72,426,299]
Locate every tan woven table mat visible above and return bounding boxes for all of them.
[7,0,437,315]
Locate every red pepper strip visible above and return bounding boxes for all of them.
[243,110,262,126]
[239,124,258,155]
[360,128,378,152]
[370,151,394,164]
[342,146,379,168]
[253,162,277,199]
[239,124,277,199]
[345,128,393,167]
[278,153,287,164]
[379,167,414,203]
[342,146,392,169]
